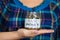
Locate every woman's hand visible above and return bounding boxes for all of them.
[17,29,54,38]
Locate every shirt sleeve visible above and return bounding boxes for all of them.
[0,0,4,31]
[0,0,9,32]
[52,0,60,40]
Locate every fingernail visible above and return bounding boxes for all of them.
[50,30,54,32]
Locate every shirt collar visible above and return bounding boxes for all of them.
[13,0,52,12]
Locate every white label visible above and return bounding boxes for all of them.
[25,19,41,29]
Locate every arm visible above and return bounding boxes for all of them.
[0,31,21,40]
[0,29,54,40]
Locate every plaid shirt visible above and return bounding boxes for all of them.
[0,0,60,40]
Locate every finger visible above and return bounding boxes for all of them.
[38,29,54,34]
[29,30,38,34]
[28,30,39,37]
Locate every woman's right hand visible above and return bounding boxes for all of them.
[17,29,54,38]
